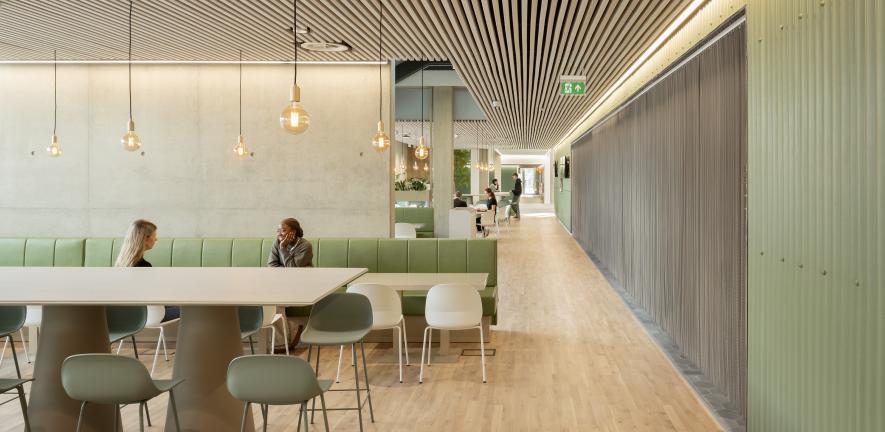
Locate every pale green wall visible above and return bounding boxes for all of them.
[500,165,518,192]
[748,1,884,430]
[552,145,571,230]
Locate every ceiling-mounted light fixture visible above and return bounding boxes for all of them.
[484,125,495,172]
[280,0,310,134]
[414,67,430,160]
[370,0,390,153]
[234,50,251,159]
[474,121,485,171]
[121,0,141,152]
[47,50,61,158]
[300,41,351,52]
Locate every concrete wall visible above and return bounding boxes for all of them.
[0,63,392,237]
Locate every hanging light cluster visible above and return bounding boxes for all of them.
[121,0,141,152]
[279,0,310,134]
[370,0,390,152]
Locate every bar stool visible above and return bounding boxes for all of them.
[0,306,27,379]
[420,284,487,383]
[227,355,332,432]
[107,306,148,359]
[62,354,184,432]
[301,293,374,432]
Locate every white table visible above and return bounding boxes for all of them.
[348,273,487,362]
[0,267,366,432]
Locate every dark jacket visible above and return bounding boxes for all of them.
[453,198,468,208]
[513,178,523,196]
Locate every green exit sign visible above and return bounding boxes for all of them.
[559,75,587,95]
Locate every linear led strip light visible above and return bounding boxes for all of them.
[0,60,386,65]
[553,0,705,151]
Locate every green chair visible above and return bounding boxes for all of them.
[62,354,184,432]
[0,306,27,379]
[107,306,148,359]
[301,293,374,432]
[239,306,263,355]
[0,377,32,431]
[227,355,332,432]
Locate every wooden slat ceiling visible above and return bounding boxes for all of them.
[0,0,691,149]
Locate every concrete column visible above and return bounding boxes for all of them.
[431,86,454,237]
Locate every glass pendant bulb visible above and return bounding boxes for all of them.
[121,120,141,151]
[47,134,62,157]
[371,120,391,152]
[233,135,250,159]
[412,160,418,170]
[414,136,430,160]
[280,84,310,134]
[423,162,429,172]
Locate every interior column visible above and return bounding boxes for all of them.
[431,86,454,237]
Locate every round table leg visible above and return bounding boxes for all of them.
[28,305,116,431]
[167,306,254,431]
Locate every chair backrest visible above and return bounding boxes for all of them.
[144,305,166,328]
[62,354,159,404]
[106,306,148,336]
[480,211,496,226]
[498,205,512,221]
[227,355,322,405]
[394,223,417,239]
[0,306,26,336]
[346,283,402,316]
[24,305,42,327]
[307,293,373,333]
[238,306,264,335]
[425,284,482,328]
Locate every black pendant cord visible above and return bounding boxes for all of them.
[53,49,57,136]
[420,67,424,140]
[128,0,133,121]
[239,50,243,136]
[378,0,383,121]
[292,0,297,86]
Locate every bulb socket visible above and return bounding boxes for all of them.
[127,119,136,132]
[290,84,301,102]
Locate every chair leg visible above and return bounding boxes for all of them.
[395,326,403,383]
[427,328,433,366]
[248,335,255,355]
[76,401,88,432]
[131,335,139,359]
[296,403,303,432]
[262,404,269,432]
[351,343,364,432]
[240,402,250,432]
[169,389,182,432]
[19,329,31,364]
[114,404,120,432]
[478,325,488,383]
[144,401,152,426]
[319,393,330,432]
[311,346,321,424]
[282,318,290,356]
[302,402,310,432]
[138,401,145,432]
[151,331,162,376]
[401,320,410,365]
[270,327,276,355]
[334,345,343,383]
[161,327,170,360]
[0,336,7,367]
[17,385,31,432]
[359,341,375,422]
[8,335,22,379]
[419,327,430,383]
[116,339,124,355]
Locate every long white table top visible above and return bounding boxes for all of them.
[0,267,367,306]
[349,273,488,291]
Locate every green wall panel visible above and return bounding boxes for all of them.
[553,144,571,230]
[748,1,884,430]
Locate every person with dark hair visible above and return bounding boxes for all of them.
[511,172,522,219]
[453,191,468,208]
[475,187,498,236]
[268,217,313,267]
[490,178,500,192]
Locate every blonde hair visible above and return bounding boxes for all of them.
[115,219,157,267]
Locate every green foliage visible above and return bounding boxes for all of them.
[454,149,471,194]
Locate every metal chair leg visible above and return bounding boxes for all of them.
[479,326,487,383]
[302,402,310,432]
[138,401,145,432]
[248,335,255,355]
[352,343,364,432]
[8,335,22,379]
[240,402,250,432]
[334,345,344,383]
[17,385,31,432]
[0,336,7,366]
[296,403,303,432]
[169,389,182,432]
[262,404,269,432]
[311,346,321,424]
[113,404,120,432]
[401,319,410,365]
[419,327,430,383]
[144,401,152,426]
[319,393,330,432]
[19,329,31,364]
[360,341,375,422]
[131,335,139,359]
[395,326,403,383]
[76,401,88,432]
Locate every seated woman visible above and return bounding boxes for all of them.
[268,218,313,267]
[115,219,179,322]
[475,188,498,236]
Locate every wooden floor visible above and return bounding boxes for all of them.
[0,202,722,431]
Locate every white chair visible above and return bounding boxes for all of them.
[419,284,487,383]
[479,210,498,237]
[335,284,410,383]
[261,305,289,356]
[144,305,179,377]
[448,208,478,239]
[0,306,41,366]
[394,223,417,239]
[497,204,512,233]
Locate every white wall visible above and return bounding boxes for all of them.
[499,153,551,203]
[0,63,392,237]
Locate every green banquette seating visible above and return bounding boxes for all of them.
[0,238,498,324]
[394,208,434,238]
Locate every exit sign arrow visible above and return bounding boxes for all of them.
[559,75,586,96]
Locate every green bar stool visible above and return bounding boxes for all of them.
[107,306,148,359]
[239,306,263,354]
[0,377,32,431]
[301,293,374,432]
[0,306,27,379]
[62,354,184,432]
[227,355,332,432]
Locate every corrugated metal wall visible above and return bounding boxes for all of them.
[747,0,884,430]
[572,23,748,414]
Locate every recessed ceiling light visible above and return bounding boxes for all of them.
[301,41,351,52]
[287,26,311,35]
[491,100,501,108]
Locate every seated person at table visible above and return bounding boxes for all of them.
[491,178,500,192]
[475,188,498,235]
[268,217,313,267]
[115,219,179,322]
[453,191,468,208]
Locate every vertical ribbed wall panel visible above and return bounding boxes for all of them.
[571,24,748,415]
[747,0,884,430]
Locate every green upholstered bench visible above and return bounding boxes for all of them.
[0,237,498,325]
[394,208,435,238]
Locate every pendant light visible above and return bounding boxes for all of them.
[370,0,390,152]
[485,124,494,172]
[412,160,418,170]
[423,162,429,172]
[414,67,430,160]
[121,0,141,151]
[280,0,309,134]
[233,50,251,159]
[474,121,485,171]
[47,50,62,157]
